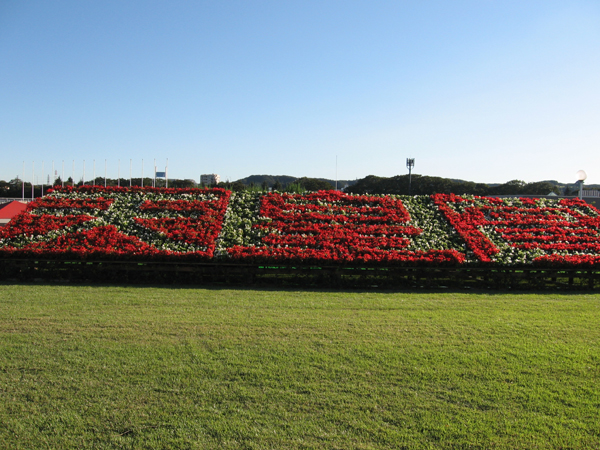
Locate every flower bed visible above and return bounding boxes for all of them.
[223,191,464,265]
[432,194,600,266]
[0,186,231,260]
[2,187,600,269]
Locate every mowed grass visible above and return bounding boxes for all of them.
[0,285,599,449]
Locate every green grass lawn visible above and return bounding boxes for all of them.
[0,284,599,449]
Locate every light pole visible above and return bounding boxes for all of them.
[576,170,587,199]
[406,158,415,195]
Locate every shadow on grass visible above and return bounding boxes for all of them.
[1,279,597,297]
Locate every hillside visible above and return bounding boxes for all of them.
[234,175,357,189]
[233,174,600,194]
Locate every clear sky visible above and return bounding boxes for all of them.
[1,1,599,185]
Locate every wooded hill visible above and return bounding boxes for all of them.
[1,174,595,198]
[234,175,356,191]
[346,175,562,196]
[235,174,594,196]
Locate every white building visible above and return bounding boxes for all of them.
[200,174,220,186]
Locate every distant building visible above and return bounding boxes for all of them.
[200,174,220,186]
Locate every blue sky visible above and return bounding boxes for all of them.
[1,1,599,185]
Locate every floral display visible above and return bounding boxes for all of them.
[2,187,600,268]
[223,191,464,265]
[0,186,231,260]
[432,194,600,266]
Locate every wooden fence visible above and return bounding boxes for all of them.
[2,258,599,290]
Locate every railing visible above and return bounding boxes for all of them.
[583,190,600,198]
[0,198,34,205]
[1,258,599,290]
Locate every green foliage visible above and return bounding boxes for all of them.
[296,177,334,191]
[233,175,355,191]
[284,181,306,193]
[348,175,562,196]
[0,179,19,197]
[230,181,247,192]
[236,174,297,188]
[167,178,197,188]
[246,182,263,193]
[1,285,599,449]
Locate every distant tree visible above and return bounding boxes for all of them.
[348,174,493,195]
[285,182,306,194]
[0,178,23,197]
[521,181,560,196]
[168,178,197,188]
[470,183,491,196]
[0,180,11,197]
[345,175,385,194]
[563,184,580,196]
[261,180,269,191]
[272,180,282,191]
[296,177,334,191]
[488,180,526,195]
[230,181,246,192]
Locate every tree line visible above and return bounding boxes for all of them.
[0,176,198,198]
[345,175,562,196]
[0,176,335,198]
[0,174,583,199]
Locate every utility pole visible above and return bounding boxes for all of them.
[335,155,338,190]
[576,170,587,199]
[406,158,415,195]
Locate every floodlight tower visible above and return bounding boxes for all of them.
[406,158,415,195]
[576,170,587,199]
